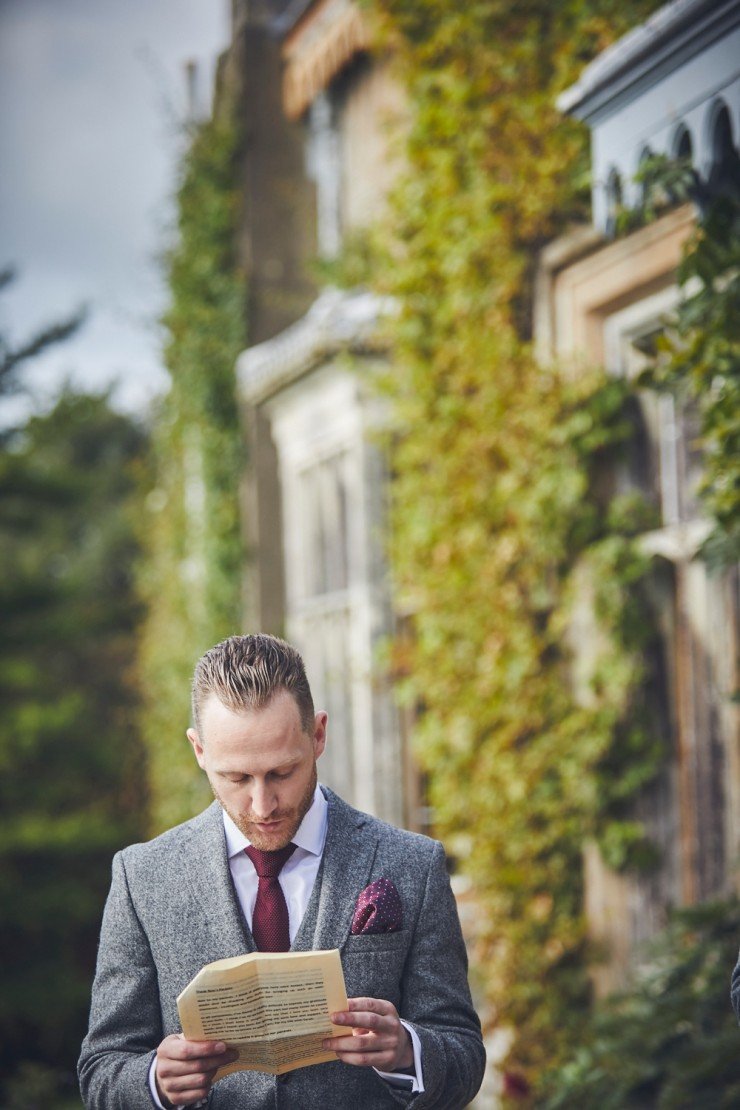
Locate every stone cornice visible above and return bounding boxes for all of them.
[236,286,395,405]
[558,0,740,120]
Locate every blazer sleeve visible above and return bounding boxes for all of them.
[731,950,740,1022]
[78,851,164,1110]
[400,841,486,1109]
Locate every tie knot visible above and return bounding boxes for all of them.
[245,843,296,879]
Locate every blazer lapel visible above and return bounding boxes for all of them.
[178,801,255,959]
[292,787,378,953]
[178,792,379,960]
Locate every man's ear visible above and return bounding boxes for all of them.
[313,711,328,759]
[187,727,206,769]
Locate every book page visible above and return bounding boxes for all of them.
[177,949,349,1077]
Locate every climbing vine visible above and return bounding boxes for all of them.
[365,0,664,1093]
[540,898,740,1107]
[641,191,740,565]
[611,153,739,563]
[138,102,246,832]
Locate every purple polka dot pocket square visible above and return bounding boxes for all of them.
[350,877,403,935]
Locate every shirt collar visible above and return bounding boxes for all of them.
[222,783,328,861]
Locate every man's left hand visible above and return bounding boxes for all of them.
[323,997,414,1071]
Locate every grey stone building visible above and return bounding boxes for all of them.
[540,0,740,993]
[219,0,415,828]
[217,0,739,993]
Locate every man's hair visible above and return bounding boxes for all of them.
[191,634,315,735]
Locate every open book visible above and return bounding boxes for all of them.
[177,948,350,1078]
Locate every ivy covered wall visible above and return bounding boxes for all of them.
[365,0,668,1091]
[133,2,738,1097]
[138,104,247,833]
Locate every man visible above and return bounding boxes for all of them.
[79,634,485,1108]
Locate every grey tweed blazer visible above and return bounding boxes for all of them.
[78,787,485,1109]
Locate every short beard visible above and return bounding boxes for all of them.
[212,762,318,851]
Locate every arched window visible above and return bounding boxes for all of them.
[707,99,740,197]
[605,167,623,236]
[637,145,655,206]
[671,123,693,164]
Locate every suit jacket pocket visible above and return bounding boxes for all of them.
[343,929,408,952]
[341,929,409,1006]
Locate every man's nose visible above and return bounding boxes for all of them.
[250,781,277,819]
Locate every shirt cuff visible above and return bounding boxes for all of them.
[148,1055,207,1109]
[373,1020,424,1093]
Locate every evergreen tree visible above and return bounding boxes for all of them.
[0,389,148,1097]
[0,266,85,400]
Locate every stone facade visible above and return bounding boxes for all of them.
[545,0,740,994]
[559,0,740,234]
[223,0,739,958]
[226,1,414,828]
[237,289,407,825]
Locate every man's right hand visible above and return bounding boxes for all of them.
[155,1033,238,1107]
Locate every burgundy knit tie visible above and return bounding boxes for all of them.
[245,843,296,952]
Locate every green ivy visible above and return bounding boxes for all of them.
[138,106,247,832]
[613,152,696,235]
[639,192,740,565]
[610,155,739,565]
[365,0,664,1092]
[540,899,740,1108]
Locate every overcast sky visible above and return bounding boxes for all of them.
[0,0,230,427]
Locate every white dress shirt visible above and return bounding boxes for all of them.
[224,782,328,943]
[150,786,423,1107]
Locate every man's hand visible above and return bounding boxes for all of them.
[155,1034,238,1107]
[323,997,414,1072]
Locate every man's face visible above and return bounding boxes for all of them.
[187,690,327,851]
